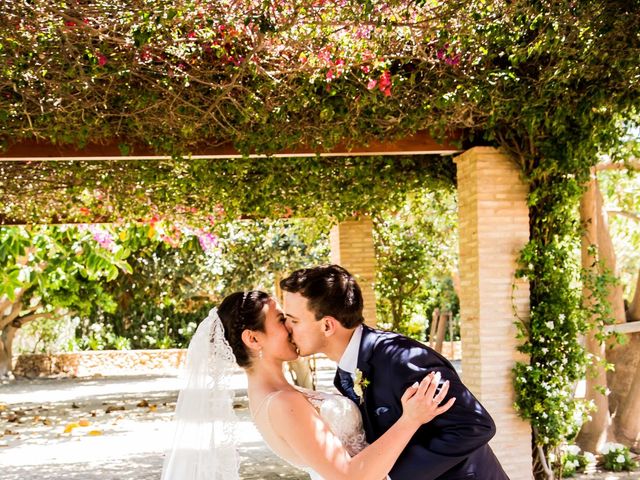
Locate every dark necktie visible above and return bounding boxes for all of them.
[337,367,360,405]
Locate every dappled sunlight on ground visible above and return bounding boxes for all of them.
[0,374,307,480]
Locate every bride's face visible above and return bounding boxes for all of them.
[259,298,299,362]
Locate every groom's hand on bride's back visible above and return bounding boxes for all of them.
[400,371,455,428]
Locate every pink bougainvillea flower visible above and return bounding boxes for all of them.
[326,69,335,81]
[187,31,197,39]
[445,55,460,66]
[97,53,107,66]
[317,47,332,64]
[198,233,219,253]
[89,225,116,252]
[367,78,378,90]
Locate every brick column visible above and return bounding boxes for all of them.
[330,218,377,327]
[454,147,533,479]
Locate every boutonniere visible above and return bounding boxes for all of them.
[353,368,370,402]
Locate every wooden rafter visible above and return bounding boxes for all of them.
[0,130,460,162]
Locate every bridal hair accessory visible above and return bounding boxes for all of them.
[160,308,240,480]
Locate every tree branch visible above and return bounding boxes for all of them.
[607,209,640,223]
[595,159,640,171]
[15,311,53,328]
[0,297,12,316]
[0,301,24,331]
[628,269,640,323]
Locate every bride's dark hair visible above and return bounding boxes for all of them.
[218,290,270,368]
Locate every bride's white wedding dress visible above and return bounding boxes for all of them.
[251,387,368,480]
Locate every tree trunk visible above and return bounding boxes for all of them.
[0,323,18,377]
[592,182,634,415]
[576,176,612,452]
[612,271,640,450]
[627,270,640,322]
[577,178,640,451]
[431,310,449,354]
[0,299,49,377]
[615,363,640,452]
[287,357,315,389]
[595,184,627,328]
[429,308,440,349]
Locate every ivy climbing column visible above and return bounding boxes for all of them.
[330,218,378,327]
[455,147,533,479]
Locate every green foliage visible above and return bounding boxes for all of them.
[374,188,458,338]
[0,225,132,321]
[75,219,330,349]
[0,155,454,225]
[600,443,639,472]
[557,445,595,477]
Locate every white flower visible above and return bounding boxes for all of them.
[559,313,566,321]
[601,442,623,455]
[616,454,625,464]
[563,444,581,456]
[545,321,555,329]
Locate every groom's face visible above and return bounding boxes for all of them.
[283,291,327,357]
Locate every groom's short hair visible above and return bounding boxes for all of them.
[280,264,364,329]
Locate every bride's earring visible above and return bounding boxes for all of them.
[258,348,263,360]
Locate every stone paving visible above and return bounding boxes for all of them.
[1,360,638,480]
[0,372,309,480]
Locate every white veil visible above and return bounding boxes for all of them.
[161,308,241,480]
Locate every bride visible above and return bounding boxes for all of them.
[161,291,454,480]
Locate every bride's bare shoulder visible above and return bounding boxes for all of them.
[268,389,317,417]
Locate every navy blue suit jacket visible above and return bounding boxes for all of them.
[334,325,510,480]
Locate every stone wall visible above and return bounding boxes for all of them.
[12,341,462,378]
[12,349,187,378]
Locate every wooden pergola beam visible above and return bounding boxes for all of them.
[0,130,459,161]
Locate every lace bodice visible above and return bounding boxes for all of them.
[298,388,368,480]
[252,388,368,480]
[299,388,368,457]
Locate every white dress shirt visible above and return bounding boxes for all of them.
[337,324,363,380]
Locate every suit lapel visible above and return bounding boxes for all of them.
[356,325,379,438]
[333,370,344,394]
[356,324,377,373]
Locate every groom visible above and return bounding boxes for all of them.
[281,264,509,480]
